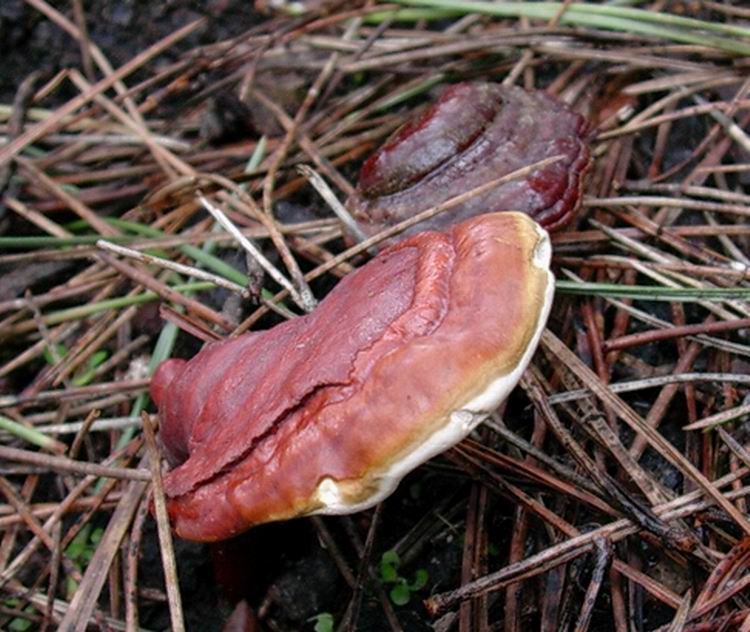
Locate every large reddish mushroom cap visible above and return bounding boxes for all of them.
[348,82,590,239]
[153,212,554,542]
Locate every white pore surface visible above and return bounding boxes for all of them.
[315,223,555,515]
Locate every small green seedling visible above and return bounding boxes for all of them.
[308,612,334,632]
[379,550,429,606]
[4,598,36,631]
[64,525,104,598]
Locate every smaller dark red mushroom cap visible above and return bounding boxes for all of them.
[151,212,554,542]
[347,82,590,240]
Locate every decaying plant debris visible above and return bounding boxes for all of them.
[2,1,750,630]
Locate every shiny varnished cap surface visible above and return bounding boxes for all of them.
[348,82,590,240]
[151,212,554,541]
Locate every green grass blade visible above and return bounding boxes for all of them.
[391,1,750,55]
[556,280,750,302]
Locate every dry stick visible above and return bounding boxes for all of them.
[604,234,750,326]
[59,479,121,559]
[0,477,55,551]
[522,373,688,548]
[548,372,750,406]
[36,277,135,389]
[587,194,750,219]
[717,428,750,480]
[339,35,525,74]
[484,417,601,498]
[0,322,79,380]
[698,87,750,154]
[602,316,750,352]
[572,537,612,632]
[50,81,304,313]
[0,477,33,575]
[0,445,150,482]
[57,461,149,632]
[587,215,735,288]
[462,481,489,630]
[704,210,750,271]
[197,193,310,311]
[68,410,99,460]
[683,402,750,432]
[310,517,357,589]
[628,334,704,461]
[0,440,141,589]
[599,97,750,141]
[16,157,118,237]
[540,329,750,536]
[141,413,185,632]
[624,181,750,205]
[289,234,354,278]
[96,252,236,331]
[5,578,130,631]
[41,522,63,632]
[67,70,181,179]
[554,224,750,248]
[91,334,149,380]
[0,71,42,198]
[459,439,614,517]
[214,204,320,309]
[3,196,71,238]
[256,22,360,307]
[252,84,357,198]
[262,81,341,310]
[558,256,750,283]
[341,504,390,632]
[503,412,547,632]
[0,17,205,167]
[315,14,392,108]
[26,0,169,141]
[212,118,324,311]
[695,537,750,611]
[451,445,685,609]
[689,574,750,622]
[0,378,149,409]
[0,273,113,316]
[424,454,678,615]
[562,272,750,360]
[17,395,134,426]
[125,495,150,632]
[543,361,672,506]
[423,471,750,617]
[96,239,251,298]
[70,0,95,81]
[51,301,140,387]
[502,0,574,86]
[665,591,692,632]
[0,497,122,529]
[663,104,750,190]
[297,164,370,245]
[339,515,404,632]
[160,304,224,343]
[261,16,355,215]
[187,172,317,304]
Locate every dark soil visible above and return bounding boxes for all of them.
[0,1,260,102]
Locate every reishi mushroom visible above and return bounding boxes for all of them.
[347,82,590,240]
[151,212,554,542]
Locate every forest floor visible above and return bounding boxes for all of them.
[2,1,750,631]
